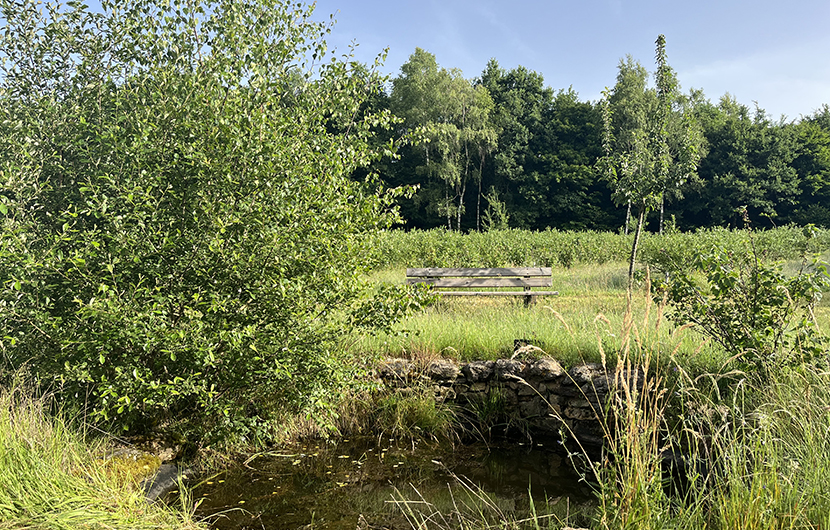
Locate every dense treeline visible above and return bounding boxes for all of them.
[371,48,830,232]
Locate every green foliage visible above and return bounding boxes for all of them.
[480,61,555,230]
[791,105,830,226]
[367,226,830,271]
[0,0,403,443]
[349,283,439,336]
[660,226,830,373]
[481,186,510,231]
[462,386,531,440]
[390,48,496,231]
[686,96,802,227]
[599,36,703,295]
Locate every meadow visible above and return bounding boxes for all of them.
[357,226,830,373]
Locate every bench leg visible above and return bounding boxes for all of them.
[523,294,536,307]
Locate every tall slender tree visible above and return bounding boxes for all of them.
[391,49,495,230]
[600,35,702,297]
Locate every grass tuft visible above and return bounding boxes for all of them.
[0,378,202,529]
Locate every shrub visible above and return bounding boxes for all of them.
[660,228,830,374]
[0,0,401,443]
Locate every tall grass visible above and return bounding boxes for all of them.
[0,380,202,530]
[356,262,729,375]
[389,270,830,529]
[585,274,830,530]
[674,365,830,529]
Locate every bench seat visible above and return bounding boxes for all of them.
[406,267,558,306]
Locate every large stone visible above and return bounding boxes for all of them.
[567,363,607,384]
[525,357,564,380]
[503,389,520,406]
[378,359,415,383]
[517,384,536,397]
[461,361,494,382]
[428,359,460,381]
[434,386,456,400]
[494,358,524,379]
[563,404,599,421]
[568,398,592,409]
[532,416,564,434]
[519,398,545,417]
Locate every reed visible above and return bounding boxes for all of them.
[584,272,830,529]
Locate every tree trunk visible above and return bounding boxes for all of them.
[627,205,646,309]
[476,177,482,232]
[458,138,470,232]
[476,151,485,232]
[445,187,452,230]
[457,179,466,231]
[624,200,632,235]
[658,191,665,235]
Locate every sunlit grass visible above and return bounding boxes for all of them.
[356,262,730,374]
[0,380,203,530]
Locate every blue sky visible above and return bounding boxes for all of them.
[311,0,830,121]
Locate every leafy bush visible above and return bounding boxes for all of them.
[659,229,830,373]
[0,0,401,443]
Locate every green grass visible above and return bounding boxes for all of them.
[365,249,830,529]
[355,263,732,375]
[385,284,830,530]
[0,380,203,530]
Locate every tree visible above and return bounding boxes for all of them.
[791,105,830,226]
[599,35,702,297]
[390,49,495,231]
[479,61,555,229]
[685,96,800,228]
[538,89,612,230]
[0,0,400,442]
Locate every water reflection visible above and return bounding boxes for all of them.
[181,438,594,530]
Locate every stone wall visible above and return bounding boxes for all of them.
[378,357,642,448]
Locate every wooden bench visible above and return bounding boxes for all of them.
[406,267,559,306]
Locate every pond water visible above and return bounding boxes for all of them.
[176,438,596,530]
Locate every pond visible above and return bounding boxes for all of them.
[175,437,596,530]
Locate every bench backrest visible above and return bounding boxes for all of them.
[406,267,552,289]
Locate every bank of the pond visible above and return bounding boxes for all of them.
[0,383,204,530]
[378,357,637,451]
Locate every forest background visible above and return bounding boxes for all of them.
[369,47,830,233]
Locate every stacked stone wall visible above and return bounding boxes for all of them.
[378,358,643,448]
